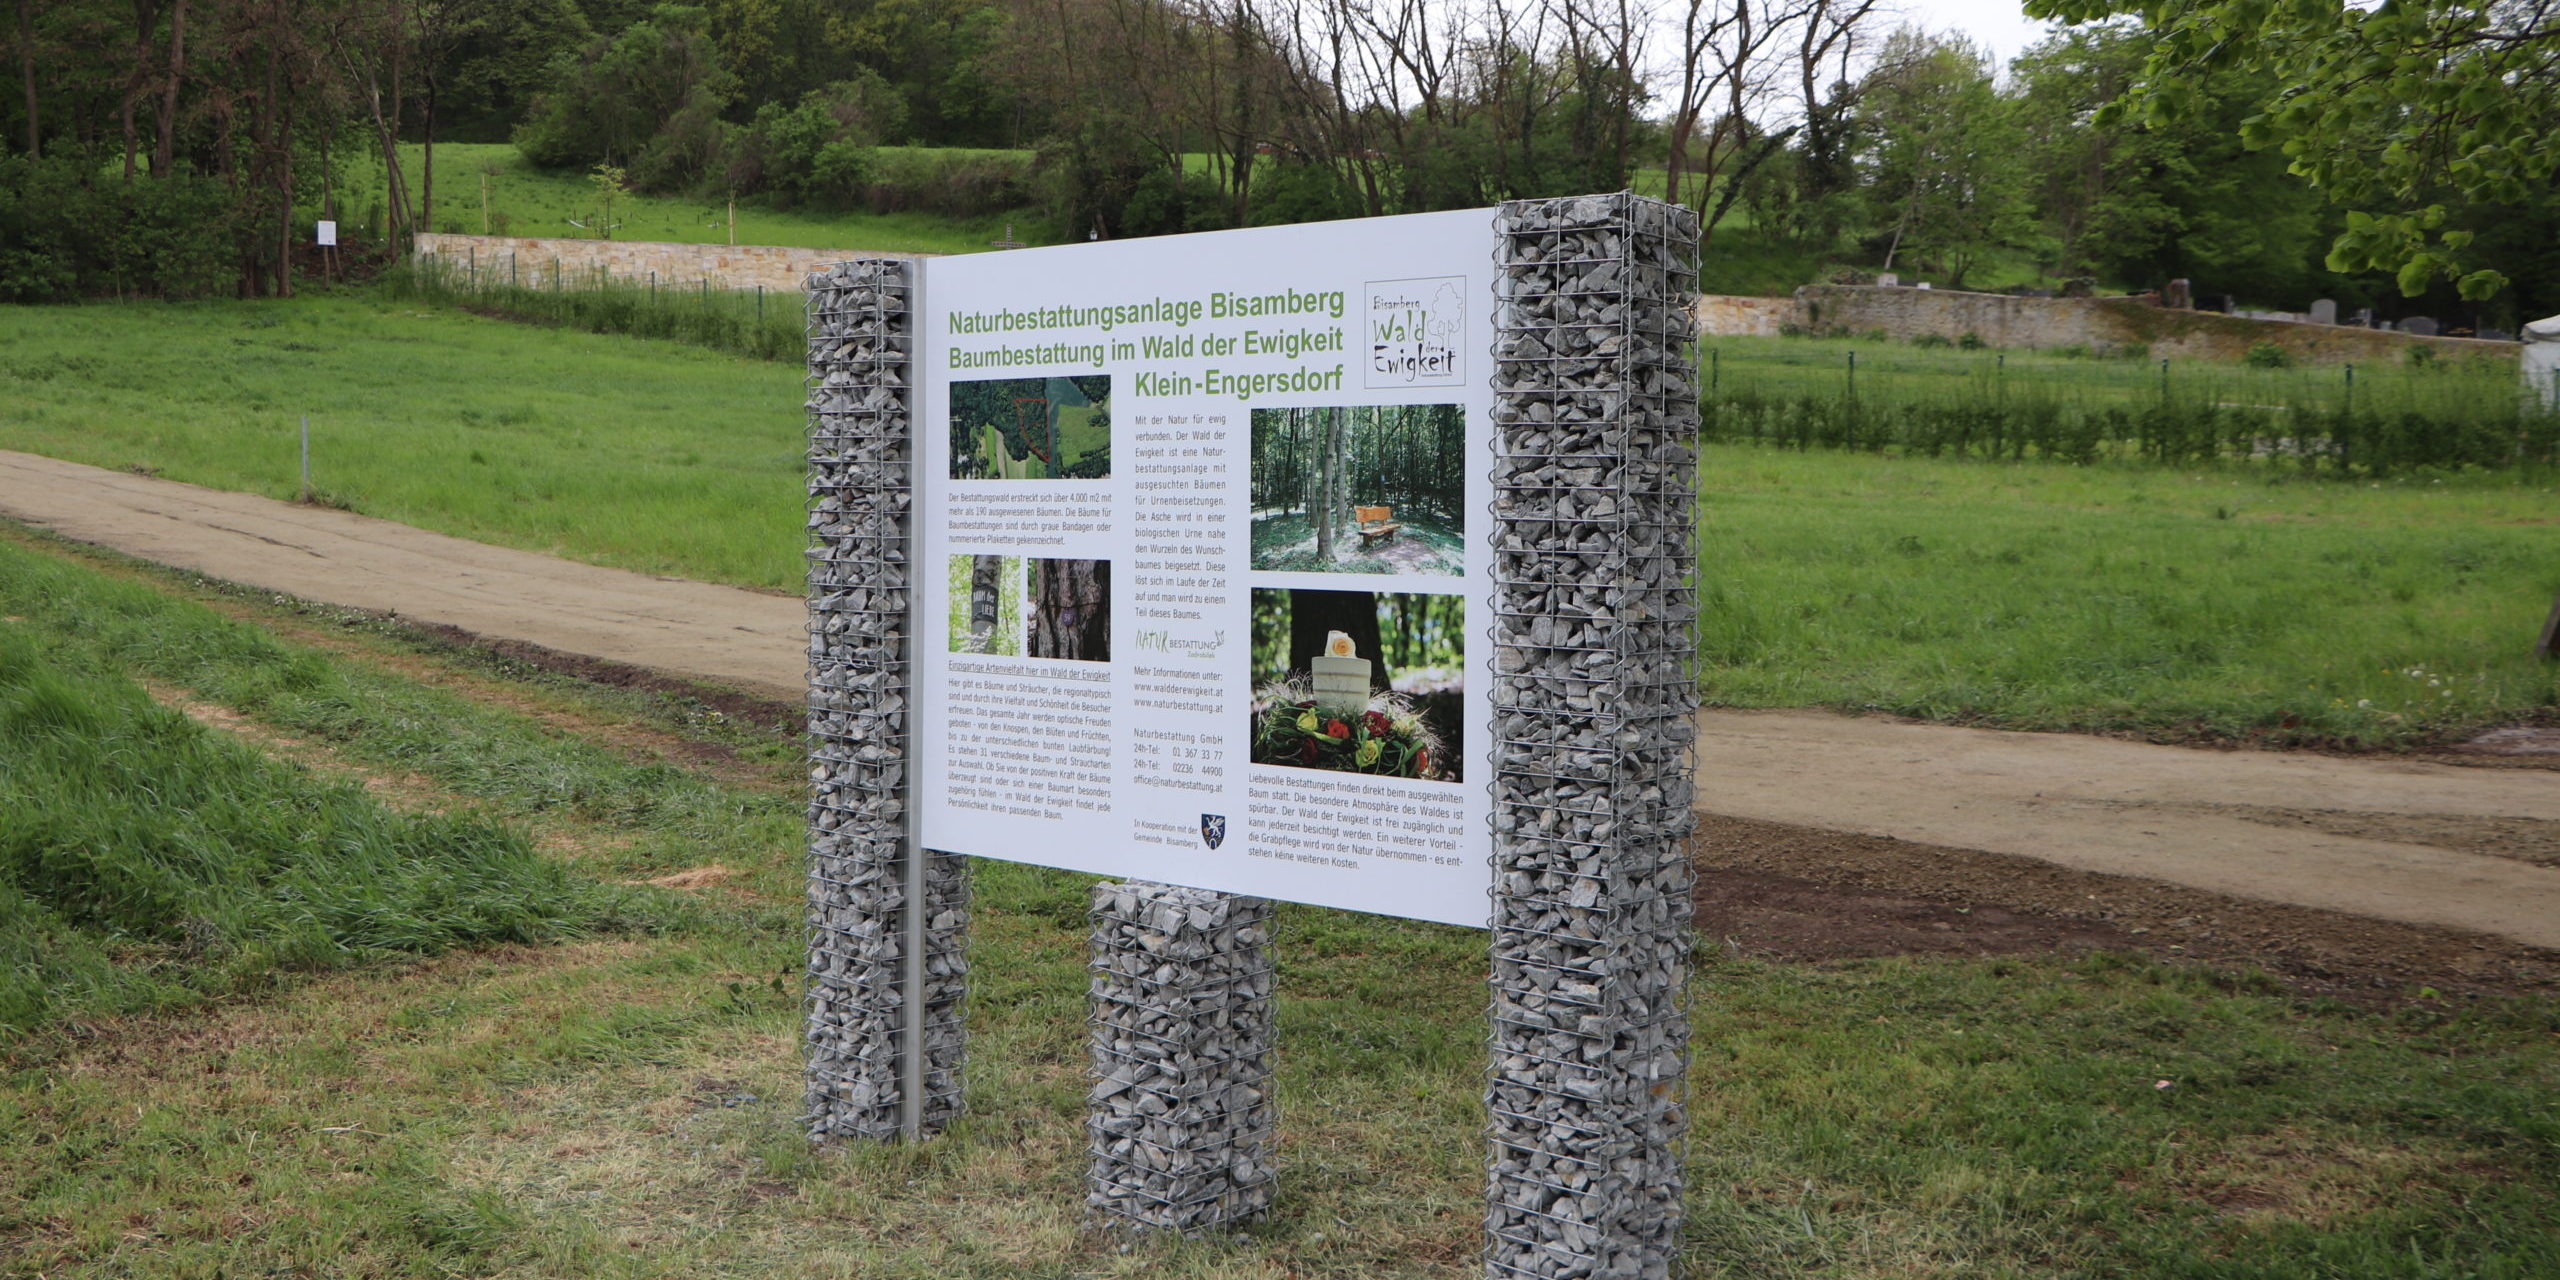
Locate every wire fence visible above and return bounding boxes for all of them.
[1698,338,2560,475]
[384,252,805,363]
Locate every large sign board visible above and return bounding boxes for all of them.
[914,212,1498,926]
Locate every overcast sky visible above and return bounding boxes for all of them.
[1890,0,2070,69]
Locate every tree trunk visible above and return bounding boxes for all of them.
[17,0,36,158]
[967,555,1002,651]
[275,73,293,298]
[1028,559,1108,660]
[153,0,185,176]
[420,84,435,231]
[1314,407,1336,561]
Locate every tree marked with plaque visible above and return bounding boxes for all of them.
[806,193,1701,1276]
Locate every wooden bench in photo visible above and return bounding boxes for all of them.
[1355,505,1401,544]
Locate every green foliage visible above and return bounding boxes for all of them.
[729,75,902,208]
[2008,22,2339,303]
[1857,34,2040,288]
[0,619,617,1039]
[2027,0,2560,298]
[2243,340,2289,369]
[514,3,739,190]
[0,156,245,302]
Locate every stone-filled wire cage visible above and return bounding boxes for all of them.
[1483,193,1703,1280]
[1086,882,1278,1234]
[804,260,971,1140]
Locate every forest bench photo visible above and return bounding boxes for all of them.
[1250,404,1465,577]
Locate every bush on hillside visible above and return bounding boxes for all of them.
[0,155,244,301]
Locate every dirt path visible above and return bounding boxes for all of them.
[7,448,2555,953]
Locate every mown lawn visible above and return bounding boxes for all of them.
[1696,447,2560,745]
[0,294,809,589]
[4,530,2555,1279]
[3,295,2553,745]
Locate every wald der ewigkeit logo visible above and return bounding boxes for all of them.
[1201,814,1227,850]
[1364,276,1466,389]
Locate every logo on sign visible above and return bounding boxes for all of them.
[1200,814,1227,850]
[1364,276,1465,388]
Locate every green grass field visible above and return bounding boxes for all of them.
[2,532,2555,1278]
[4,294,2553,745]
[0,294,807,588]
[338,142,1046,255]
[1696,448,2559,744]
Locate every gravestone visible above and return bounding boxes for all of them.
[2351,307,2374,328]
[2222,295,2238,314]
[2402,315,2439,337]
[2062,278,2096,298]
[2480,327,2515,343]
[2309,298,2337,325]
[1876,272,1898,287]
[2163,278,2191,309]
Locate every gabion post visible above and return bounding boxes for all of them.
[1086,881,1277,1234]
[1484,194,1702,1278]
[805,259,969,1140]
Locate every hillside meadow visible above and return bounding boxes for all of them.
[1,293,2553,746]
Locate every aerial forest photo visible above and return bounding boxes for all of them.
[946,554,1110,661]
[1250,404,1466,577]
[948,375,1111,480]
[1248,587,1464,783]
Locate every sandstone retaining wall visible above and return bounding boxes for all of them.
[1689,293,1793,337]
[1784,285,2516,366]
[414,232,934,293]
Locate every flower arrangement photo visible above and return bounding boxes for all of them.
[1250,676,1443,779]
[1246,589,1465,783]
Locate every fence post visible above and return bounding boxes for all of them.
[2159,356,2170,403]
[2344,363,2355,416]
[1846,349,1857,398]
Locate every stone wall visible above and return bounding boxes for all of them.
[1696,284,2521,367]
[1689,293,1793,337]
[414,232,932,293]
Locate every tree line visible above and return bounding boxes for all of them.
[4,0,2553,321]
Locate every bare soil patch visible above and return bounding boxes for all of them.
[1692,814,2560,1000]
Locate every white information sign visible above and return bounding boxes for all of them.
[316,220,338,247]
[916,211,1499,926]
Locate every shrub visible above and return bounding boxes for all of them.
[2245,341,2291,369]
[1912,332,1954,348]
[1957,331,1987,350]
[0,154,243,301]
[857,147,1033,219]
